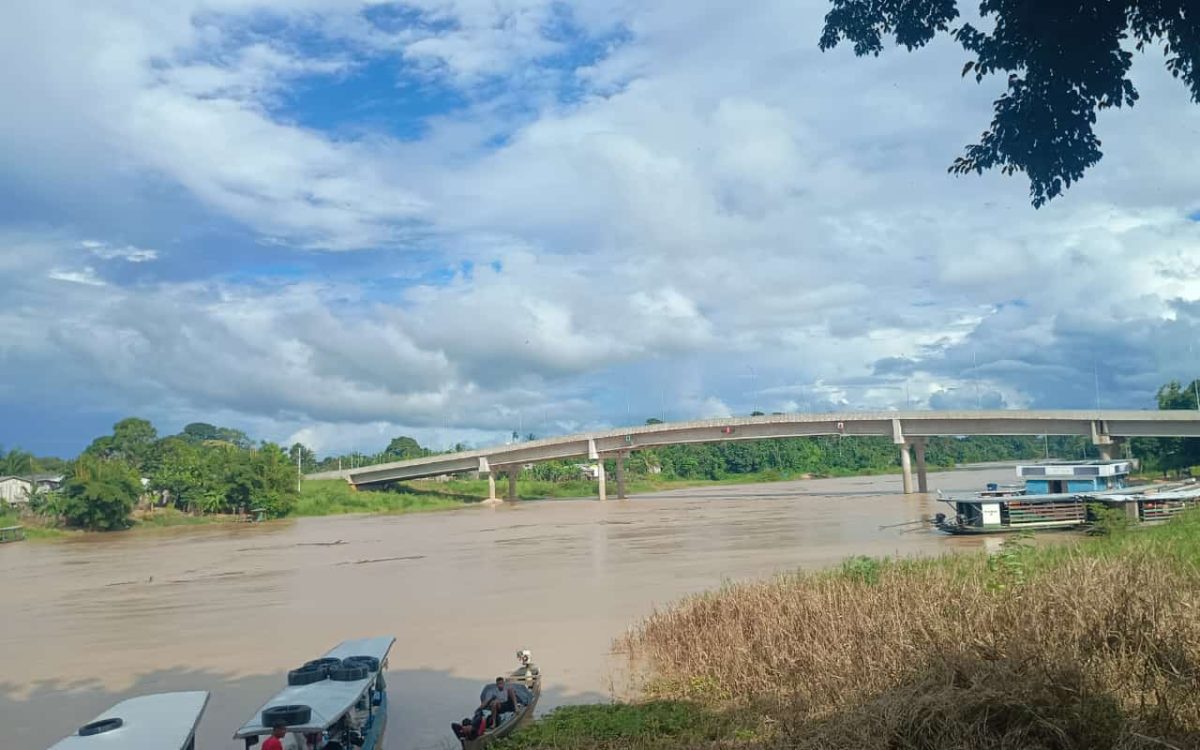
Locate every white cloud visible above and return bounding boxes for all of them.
[83,241,158,262]
[47,267,106,286]
[697,397,733,419]
[4,2,1200,455]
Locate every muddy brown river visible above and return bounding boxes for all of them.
[2,467,1014,749]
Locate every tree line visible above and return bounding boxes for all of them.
[4,419,298,531]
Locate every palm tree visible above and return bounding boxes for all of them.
[0,448,36,476]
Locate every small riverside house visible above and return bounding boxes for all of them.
[0,476,34,505]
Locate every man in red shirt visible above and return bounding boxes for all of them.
[262,723,287,750]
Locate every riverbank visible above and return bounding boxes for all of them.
[0,462,961,541]
[504,513,1200,750]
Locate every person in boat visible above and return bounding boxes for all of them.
[451,714,485,741]
[262,723,288,750]
[479,676,519,722]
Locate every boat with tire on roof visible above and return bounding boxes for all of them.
[48,691,209,750]
[234,636,394,750]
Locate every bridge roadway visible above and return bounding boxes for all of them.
[306,410,1200,500]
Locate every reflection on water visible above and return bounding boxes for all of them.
[0,467,1013,749]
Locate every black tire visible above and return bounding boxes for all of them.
[329,664,369,682]
[342,655,380,672]
[305,657,342,670]
[78,718,123,736]
[262,704,311,727]
[288,665,325,686]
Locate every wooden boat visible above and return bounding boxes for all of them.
[934,460,1132,535]
[934,461,1200,535]
[933,491,1092,534]
[49,691,209,750]
[235,636,394,750]
[461,651,542,750]
[0,525,25,543]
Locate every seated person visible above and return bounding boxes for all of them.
[451,712,486,741]
[478,676,519,720]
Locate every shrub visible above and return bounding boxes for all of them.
[59,457,139,531]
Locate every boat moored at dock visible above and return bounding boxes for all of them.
[49,691,209,750]
[934,461,1200,534]
[235,636,394,750]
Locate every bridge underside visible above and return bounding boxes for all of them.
[305,410,1200,498]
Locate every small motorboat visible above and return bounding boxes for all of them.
[49,691,209,750]
[459,650,542,750]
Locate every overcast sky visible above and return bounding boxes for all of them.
[2,1,1199,457]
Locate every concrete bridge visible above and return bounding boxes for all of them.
[306,410,1200,501]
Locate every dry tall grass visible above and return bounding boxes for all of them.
[619,523,1200,749]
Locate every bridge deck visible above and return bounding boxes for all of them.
[306,410,1200,489]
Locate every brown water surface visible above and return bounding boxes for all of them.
[1,467,1015,749]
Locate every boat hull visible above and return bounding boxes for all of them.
[934,522,1084,535]
[362,689,387,750]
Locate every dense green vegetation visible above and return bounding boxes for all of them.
[150,437,297,517]
[501,512,1200,750]
[1131,379,1200,476]
[1,419,299,532]
[296,480,461,516]
[57,456,141,531]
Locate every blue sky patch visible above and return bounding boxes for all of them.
[271,57,468,140]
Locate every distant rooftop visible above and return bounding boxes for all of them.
[1016,460,1132,478]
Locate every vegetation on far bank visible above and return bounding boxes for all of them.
[501,513,1200,750]
[296,480,462,516]
[406,463,930,502]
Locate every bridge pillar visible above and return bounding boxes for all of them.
[615,453,627,499]
[506,466,518,502]
[597,460,607,501]
[899,443,914,495]
[485,471,498,504]
[913,438,928,493]
[1091,419,1116,460]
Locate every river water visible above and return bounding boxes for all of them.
[1,467,1013,750]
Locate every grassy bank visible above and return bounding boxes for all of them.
[295,479,464,516]
[0,512,66,540]
[504,514,1200,750]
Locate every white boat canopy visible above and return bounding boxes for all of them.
[234,636,395,739]
[49,691,209,750]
